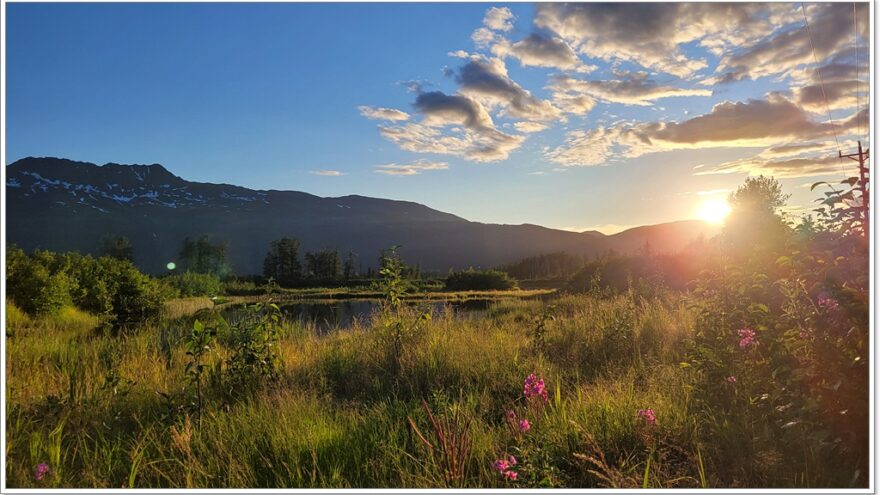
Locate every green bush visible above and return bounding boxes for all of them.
[165,272,223,297]
[5,245,167,324]
[444,269,517,291]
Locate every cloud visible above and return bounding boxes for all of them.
[483,7,514,32]
[492,33,593,72]
[699,154,847,178]
[549,71,712,107]
[374,161,449,176]
[712,3,868,83]
[534,3,786,78]
[311,170,345,176]
[413,90,496,129]
[358,106,411,121]
[471,27,500,49]
[379,122,525,162]
[455,57,562,121]
[513,121,548,133]
[546,94,868,167]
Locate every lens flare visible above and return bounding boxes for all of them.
[697,199,731,224]
[166,262,176,270]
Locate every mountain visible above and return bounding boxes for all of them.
[5,157,720,274]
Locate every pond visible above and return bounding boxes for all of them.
[220,298,494,334]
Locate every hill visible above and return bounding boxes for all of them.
[5,157,720,274]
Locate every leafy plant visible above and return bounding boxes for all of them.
[184,319,217,428]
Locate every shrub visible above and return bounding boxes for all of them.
[445,269,517,291]
[165,272,222,297]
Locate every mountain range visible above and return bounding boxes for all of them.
[5,157,720,275]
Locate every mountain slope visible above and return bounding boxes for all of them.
[5,157,719,274]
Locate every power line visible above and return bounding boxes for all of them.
[800,2,848,179]
[852,2,862,140]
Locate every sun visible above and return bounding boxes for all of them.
[697,198,732,224]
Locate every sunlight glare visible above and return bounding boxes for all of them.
[697,198,731,224]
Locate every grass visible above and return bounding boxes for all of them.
[3,292,861,488]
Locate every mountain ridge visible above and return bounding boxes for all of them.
[5,157,720,274]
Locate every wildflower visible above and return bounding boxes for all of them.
[725,375,737,383]
[519,419,531,432]
[34,463,50,481]
[637,409,657,426]
[505,410,516,421]
[523,373,548,402]
[818,296,839,312]
[494,455,519,480]
[738,328,758,349]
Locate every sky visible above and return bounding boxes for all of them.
[5,2,871,233]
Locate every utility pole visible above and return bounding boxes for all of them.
[839,141,870,238]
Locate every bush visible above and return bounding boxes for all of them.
[5,246,167,324]
[444,269,517,291]
[165,272,223,297]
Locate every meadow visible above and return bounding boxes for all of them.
[4,176,870,488]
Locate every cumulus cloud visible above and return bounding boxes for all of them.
[374,161,449,176]
[413,90,496,129]
[454,57,562,121]
[513,121,549,133]
[549,71,712,107]
[483,6,515,32]
[358,106,410,121]
[546,94,868,167]
[492,33,593,72]
[379,122,525,162]
[712,3,869,83]
[534,3,788,78]
[311,170,345,176]
[379,88,527,162]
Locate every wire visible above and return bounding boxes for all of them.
[853,2,862,140]
[801,2,848,178]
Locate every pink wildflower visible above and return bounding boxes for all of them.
[34,463,50,481]
[494,456,518,481]
[524,373,549,402]
[637,409,657,426]
[725,375,737,383]
[738,328,757,349]
[519,419,531,432]
[818,296,839,311]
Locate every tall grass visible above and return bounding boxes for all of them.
[4,292,862,488]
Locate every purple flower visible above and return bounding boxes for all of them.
[524,373,549,402]
[34,463,50,481]
[818,296,839,312]
[738,328,758,349]
[519,419,531,432]
[637,409,657,426]
[493,459,510,473]
[508,455,517,466]
[505,410,516,421]
[504,470,518,481]
[725,375,737,383]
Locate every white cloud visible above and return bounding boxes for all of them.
[483,7,515,32]
[374,160,449,176]
[311,170,345,176]
[358,106,410,121]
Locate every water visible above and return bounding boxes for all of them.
[220,298,493,334]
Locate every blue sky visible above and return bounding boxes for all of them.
[6,3,870,232]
